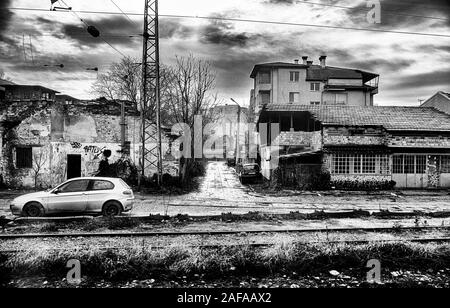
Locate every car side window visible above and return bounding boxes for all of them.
[90,180,115,191]
[59,180,90,193]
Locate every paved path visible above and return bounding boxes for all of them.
[2,161,450,217]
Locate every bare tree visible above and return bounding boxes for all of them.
[92,56,141,103]
[165,54,219,181]
[91,56,175,125]
[32,149,48,190]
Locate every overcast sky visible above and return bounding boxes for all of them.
[0,0,449,106]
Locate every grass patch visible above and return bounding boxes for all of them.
[2,242,449,284]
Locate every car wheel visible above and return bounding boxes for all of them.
[23,202,45,217]
[102,201,123,217]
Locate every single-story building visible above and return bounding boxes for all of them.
[257,105,450,189]
[1,95,179,188]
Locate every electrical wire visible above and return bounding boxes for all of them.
[58,0,127,57]
[109,0,140,28]
[4,7,450,38]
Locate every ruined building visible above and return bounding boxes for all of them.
[0,80,178,188]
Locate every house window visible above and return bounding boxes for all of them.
[289,92,300,104]
[362,155,376,174]
[324,93,348,105]
[310,82,320,92]
[260,91,270,105]
[41,92,50,100]
[290,71,300,82]
[332,154,350,174]
[259,71,271,84]
[310,101,320,105]
[16,147,33,168]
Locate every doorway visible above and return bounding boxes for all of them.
[67,154,82,179]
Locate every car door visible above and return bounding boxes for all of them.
[47,179,89,213]
[86,180,116,212]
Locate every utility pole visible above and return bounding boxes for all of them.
[230,98,241,166]
[141,0,163,186]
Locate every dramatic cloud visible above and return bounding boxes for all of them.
[345,0,450,28]
[0,0,13,41]
[0,0,449,104]
[393,70,450,90]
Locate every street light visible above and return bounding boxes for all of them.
[230,98,241,166]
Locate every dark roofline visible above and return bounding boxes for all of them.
[2,84,60,93]
[250,62,309,78]
[250,62,379,82]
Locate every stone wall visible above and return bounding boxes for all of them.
[387,134,450,148]
[323,126,386,146]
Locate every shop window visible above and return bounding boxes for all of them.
[440,156,450,173]
[404,155,415,174]
[416,155,427,174]
[393,155,404,174]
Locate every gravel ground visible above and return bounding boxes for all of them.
[5,270,450,288]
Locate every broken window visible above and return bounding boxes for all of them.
[16,147,32,169]
[260,91,270,105]
[289,92,300,104]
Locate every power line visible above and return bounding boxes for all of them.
[58,0,127,57]
[5,7,450,38]
[109,0,140,28]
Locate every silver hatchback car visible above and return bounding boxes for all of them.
[10,177,134,217]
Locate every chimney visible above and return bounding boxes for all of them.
[319,55,327,68]
[294,59,299,64]
[302,56,308,65]
[307,61,313,66]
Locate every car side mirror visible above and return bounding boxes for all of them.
[53,189,60,194]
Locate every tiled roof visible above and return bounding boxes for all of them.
[263,105,450,132]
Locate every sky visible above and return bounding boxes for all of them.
[0,0,449,106]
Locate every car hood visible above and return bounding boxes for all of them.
[13,191,51,202]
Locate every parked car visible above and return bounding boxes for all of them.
[10,177,134,217]
[238,163,261,184]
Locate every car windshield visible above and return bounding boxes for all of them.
[243,165,259,171]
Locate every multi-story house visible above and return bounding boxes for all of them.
[249,56,379,118]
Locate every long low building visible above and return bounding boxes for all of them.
[257,105,450,189]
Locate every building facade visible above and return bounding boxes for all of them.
[0,84,178,188]
[249,56,379,118]
[258,105,450,189]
